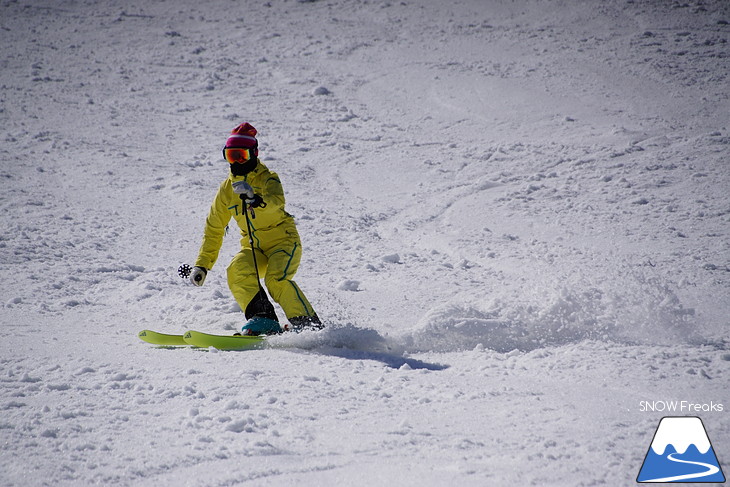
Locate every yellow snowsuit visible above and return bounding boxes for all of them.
[194,160,316,321]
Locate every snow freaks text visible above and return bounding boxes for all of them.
[639,401,724,413]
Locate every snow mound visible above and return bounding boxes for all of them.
[268,323,403,355]
[402,271,703,353]
[265,324,443,369]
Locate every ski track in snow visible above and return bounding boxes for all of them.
[1,0,728,485]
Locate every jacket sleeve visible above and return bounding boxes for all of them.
[194,182,231,270]
[263,172,286,211]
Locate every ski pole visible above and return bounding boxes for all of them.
[240,195,277,321]
[241,194,262,283]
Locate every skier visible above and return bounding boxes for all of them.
[189,122,322,335]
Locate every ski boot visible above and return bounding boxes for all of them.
[288,315,324,333]
[237,316,282,336]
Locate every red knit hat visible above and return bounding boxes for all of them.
[225,123,258,149]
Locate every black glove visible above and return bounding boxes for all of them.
[247,194,265,208]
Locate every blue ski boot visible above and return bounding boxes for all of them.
[240,316,282,336]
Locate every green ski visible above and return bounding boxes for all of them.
[183,330,266,351]
[138,330,188,346]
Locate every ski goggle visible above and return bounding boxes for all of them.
[223,147,254,164]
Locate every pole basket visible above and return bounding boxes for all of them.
[178,264,192,279]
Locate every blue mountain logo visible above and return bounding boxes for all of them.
[637,416,725,483]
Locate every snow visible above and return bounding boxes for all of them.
[1,0,728,485]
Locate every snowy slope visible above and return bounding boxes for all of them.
[1,0,728,485]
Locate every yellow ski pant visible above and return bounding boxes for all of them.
[226,225,315,321]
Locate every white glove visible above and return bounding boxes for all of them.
[232,181,254,199]
[190,266,207,286]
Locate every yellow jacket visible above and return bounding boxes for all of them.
[195,161,296,270]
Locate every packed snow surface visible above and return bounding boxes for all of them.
[1,0,728,485]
